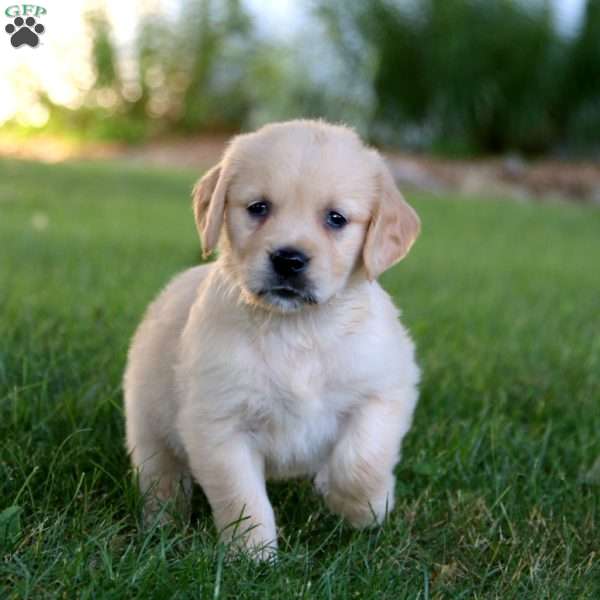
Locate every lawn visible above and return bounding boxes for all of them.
[1,158,599,598]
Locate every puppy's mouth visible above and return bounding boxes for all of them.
[256,285,318,308]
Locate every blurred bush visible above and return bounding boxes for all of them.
[560,0,600,151]
[38,0,257,142]
[319,0,600,155]
[37,0,600,156]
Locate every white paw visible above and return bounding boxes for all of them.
[322,476,396,528]
[220,520,278,563]
[314,466,330,497]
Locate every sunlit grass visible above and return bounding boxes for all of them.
[1,159,599,598]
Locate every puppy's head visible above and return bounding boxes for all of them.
[193,120,420,312]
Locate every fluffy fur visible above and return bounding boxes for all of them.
[124,120,421,559]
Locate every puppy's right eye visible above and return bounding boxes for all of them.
[247,199,270,218]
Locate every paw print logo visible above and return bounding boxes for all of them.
[5,16,45,48]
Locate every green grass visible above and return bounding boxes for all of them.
[1,158,599,598]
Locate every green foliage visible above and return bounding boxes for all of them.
[319,0,599,155]
[39,98,149,143]
[244,37,375,137]
[87,9,121,91]
[560,0,600,151]
[30,0,600,155]
[319,0,573,154]
[425,0,561,153]
[177,0,254,131]
[100,0,258,134]
[1,159,599,596]
[39,0,261,141]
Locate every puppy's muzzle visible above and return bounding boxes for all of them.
[256,246,316,306]
[269,247,310,278]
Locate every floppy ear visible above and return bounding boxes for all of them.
[192,163,228,257]
[363,158,421,281]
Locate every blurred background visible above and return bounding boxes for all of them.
[1,0,599,200]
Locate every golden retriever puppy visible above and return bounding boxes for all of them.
[124,119,421,559]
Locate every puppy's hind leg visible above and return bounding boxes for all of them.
[129,434,192,526]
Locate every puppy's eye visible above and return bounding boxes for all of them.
[247,199,270,218]
[325,210,348,229]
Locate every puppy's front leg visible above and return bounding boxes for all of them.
[317,390,417,528]
[185,432,277,559]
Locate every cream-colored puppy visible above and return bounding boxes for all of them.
[124,119,421,558]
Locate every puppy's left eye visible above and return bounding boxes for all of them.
[247,199,270,218]
[325,210,348,229]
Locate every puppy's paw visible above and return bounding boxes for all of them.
[314,465,330,497]
[220,521,278,563]
[142,502,176,528]
[141,477,192,528]
[142,498,190,529]
[322,476,396,528]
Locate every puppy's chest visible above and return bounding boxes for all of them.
[240,341,359,478]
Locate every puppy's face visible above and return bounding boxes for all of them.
[194,121,420,312]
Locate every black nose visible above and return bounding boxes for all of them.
[270,247,310,277]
